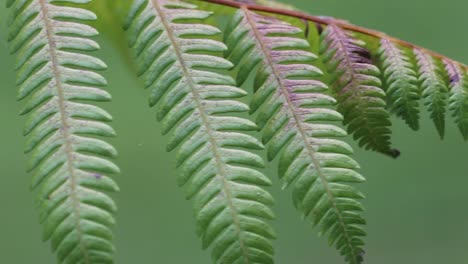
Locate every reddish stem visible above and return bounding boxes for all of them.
[198,0,467,69]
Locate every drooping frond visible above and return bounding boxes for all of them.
[224,9,366,264]
[319,24,393,155]
[7,0,119,263]
[378,39,421,131]
[443,59,468,140]
[201,0,468,144]
[125,0,276,263]
[414,49,449,138]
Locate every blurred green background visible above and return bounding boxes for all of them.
[1,0,467,263]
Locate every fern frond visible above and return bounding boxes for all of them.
[7,0,119,263]
[414,49,449,138]
[378,39,421,130]
[224,9,366,264]
[319,24,393,155]
[201,0,468,145]
[125,0,275,263]
[443,59,468,140]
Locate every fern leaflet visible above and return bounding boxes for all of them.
[224,9,366,264]
[125,0,276,263]
[443,60,468,139]
[7,0,119,263]
[378,39,421,130]
[319,24,394,155]
[414,49,449,138]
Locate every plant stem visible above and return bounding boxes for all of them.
[198,0,467,69]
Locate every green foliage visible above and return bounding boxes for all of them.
[444,60,468,139]
[4,0,468,263]
[225,9,365,263]
[125,0,276,263]
[7,0,119,263]
[320,25,393,155]
[414,49,449,138]
[378,39,421,131]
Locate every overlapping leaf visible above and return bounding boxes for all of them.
[7,0,119,263]
[125,0,275,263]
[224,9,366,264]
[320,25,394,156]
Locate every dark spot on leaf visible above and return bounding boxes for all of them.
[450,75,460,84]
[94,173,102,179]
[302,19,309,38]
[353,48,372,61]
[315,23,323,35]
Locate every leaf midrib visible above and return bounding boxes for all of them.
[38,0,89,262]
[381,39,419,125]
[329,25,388,152]
[243,8,359,262]
[150,1,251,262]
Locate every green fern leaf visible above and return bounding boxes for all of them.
[225,9,366,264]
[443,60,468,139]
[8,0,119,263]
[320,25,394,155]
[378,39,421,130]
[125,0,276,263]
[414,49,449,138]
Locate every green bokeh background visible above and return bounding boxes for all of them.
[1,0,467,263]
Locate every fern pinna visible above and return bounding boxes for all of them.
[414,49,449,138]
[444,60,468,138]
[320,25,394,156]
[7,0,119,263]
[224,8,365,263]
[377,39,421,131]
[125,0,276,263]
[5,0,468,263]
